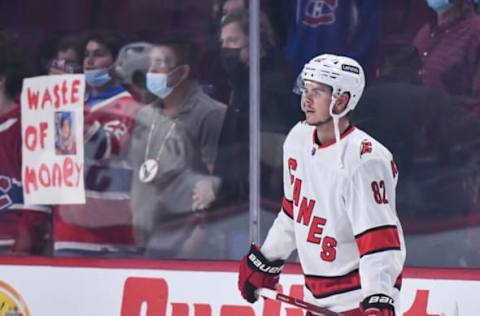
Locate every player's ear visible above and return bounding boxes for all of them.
[334,92,350,113]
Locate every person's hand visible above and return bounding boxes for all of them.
[360,294,395,316]
[238,244,284,303]
[192,179,216,211]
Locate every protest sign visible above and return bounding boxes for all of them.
[21,75,85,204]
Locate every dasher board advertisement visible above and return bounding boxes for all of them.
[0,259,478,315]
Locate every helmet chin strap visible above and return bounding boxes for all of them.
[329,94,346,169]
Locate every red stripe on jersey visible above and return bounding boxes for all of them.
[355,225,401,257]
[282,197,294,219]
[305,269,361,298]
[394,272,402,290]
[305,270,403,299]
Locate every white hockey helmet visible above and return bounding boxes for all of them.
[301,54,365,169]
[301,53,365,118]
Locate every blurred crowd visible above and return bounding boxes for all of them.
[0,0,479,266]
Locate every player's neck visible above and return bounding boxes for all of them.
[0,95,16,116]
[315,117,350,144]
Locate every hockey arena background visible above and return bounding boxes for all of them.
[1,0,480,315]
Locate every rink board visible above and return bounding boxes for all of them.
[0,258,479,316]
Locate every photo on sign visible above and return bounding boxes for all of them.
[54,111,77,155]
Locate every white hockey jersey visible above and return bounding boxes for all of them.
[261,122,406,313]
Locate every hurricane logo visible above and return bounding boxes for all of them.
[303,0,338,27]
[360,140,372,157]
[0,280,30,316]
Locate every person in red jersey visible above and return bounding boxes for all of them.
[53,31,141,256]
[0,34,50,255]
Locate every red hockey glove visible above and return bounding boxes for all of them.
[360,294,395,316]
[238,243,284,303]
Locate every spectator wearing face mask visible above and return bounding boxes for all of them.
[413,0,480,117]
[127,35,226,256]
[192,10,303,212]
[145,35,226,175]
[53,31,142,256]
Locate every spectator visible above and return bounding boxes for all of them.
[127,102,196,256]
[352,44,480,266]
[204,0,289,102]
[0,34,50,255]
[127,35,226,257]
[284,0,384,80]
[114,41,155,104]
[413,0,480,101]
[193,10,302,211]
[201,0,249,103]
[48,35,83,75]
[146,35,226,174]
[382,0,434,45]
[53,31,141,256]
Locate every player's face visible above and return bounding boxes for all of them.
[302,81,333,126]
[83,41,114,71]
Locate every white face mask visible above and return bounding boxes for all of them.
[146,72,173,99]
[425,0,451,12]
[84,68,111,87]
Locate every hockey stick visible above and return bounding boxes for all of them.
[255,288,344,316]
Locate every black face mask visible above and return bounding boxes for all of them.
[220,48,246,78]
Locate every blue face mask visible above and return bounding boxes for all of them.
[146,72,173,99]
[84,68,111,87]
[425,0,451,12]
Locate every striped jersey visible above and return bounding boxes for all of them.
[0,106,50,253]
[261,121,405,313]
[54,88,140,253]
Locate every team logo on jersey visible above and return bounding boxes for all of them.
[0,280,30,316]
[360,140,372,157]
[0,176,23,210]
[303,0,338,27]
[104,120,128,139]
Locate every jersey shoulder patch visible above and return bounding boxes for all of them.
[344,128,393,171]
[359,139,373,157]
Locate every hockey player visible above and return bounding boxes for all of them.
[238,54,406,315]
